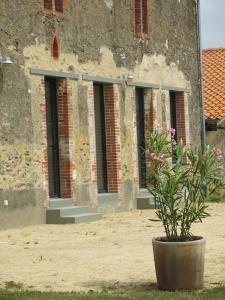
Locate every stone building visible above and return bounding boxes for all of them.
[0,0,202,228]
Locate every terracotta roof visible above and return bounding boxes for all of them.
[202,48,225,120]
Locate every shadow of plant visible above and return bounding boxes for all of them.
[81,280,157,293]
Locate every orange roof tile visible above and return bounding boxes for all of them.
[202,48,225,120]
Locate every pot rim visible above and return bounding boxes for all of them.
[152,236,205,246]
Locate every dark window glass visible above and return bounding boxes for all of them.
[170,92,177,142]
[142,0,149,34]
[55,0,63,12]
[52,37,59,58]
[134,0,149,35]
[134,0,142,34]
[44,0,52,9]
[170,92,177,163]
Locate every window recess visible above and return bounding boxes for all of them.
[132,0,151,37]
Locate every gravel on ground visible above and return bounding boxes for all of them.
[0,203,224,292]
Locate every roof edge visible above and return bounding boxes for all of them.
[203,48,225,53]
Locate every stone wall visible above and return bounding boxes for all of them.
[0,0,201,228]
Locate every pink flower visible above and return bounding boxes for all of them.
[165,128,176,138]
[213,147,223,159]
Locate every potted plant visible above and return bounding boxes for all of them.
[146,127,224,290]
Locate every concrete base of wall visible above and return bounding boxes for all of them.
[136,188,156,209]
[0,189,45,229]
[97,193,119,213]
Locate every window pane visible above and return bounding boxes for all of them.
[170,92,177,141]
[55,0,63,12]
[44,0,52,9]
[52,37,59,58]
[134,0,142,34]
[142,0,149,34]
[170,92,177,163]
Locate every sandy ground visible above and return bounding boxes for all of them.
[0,203,225,292]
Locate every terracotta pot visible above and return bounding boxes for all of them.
[152,236,205,290]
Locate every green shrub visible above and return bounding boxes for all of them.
[146,127,225,242]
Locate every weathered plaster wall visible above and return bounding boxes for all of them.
[119,86,139,210]
[73,82,94,205]
[0,0,201,227]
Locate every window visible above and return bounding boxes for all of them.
[170,92,177,163]
[43,0,65,14]
[133,0,150,37]
[52,36,59,59]
[44,0,52,9]
[55,0,63,12]
[170,91,177,142]
[170,91,189,144]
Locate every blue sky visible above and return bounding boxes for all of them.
[200,0,225,49]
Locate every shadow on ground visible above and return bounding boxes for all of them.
[80,280,157,293]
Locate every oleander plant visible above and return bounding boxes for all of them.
[146,127,225,242]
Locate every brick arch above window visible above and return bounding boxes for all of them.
[131,0,151,38]
[52,36,59,59]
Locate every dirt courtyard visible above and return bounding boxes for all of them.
[0,203,225,292]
